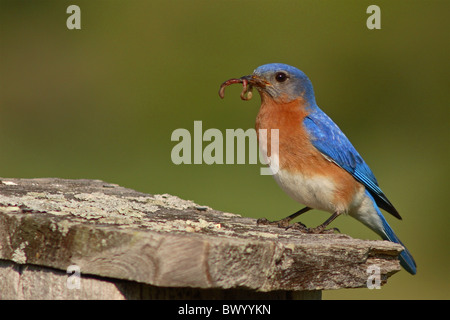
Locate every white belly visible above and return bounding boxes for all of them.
[272,167,341,213]
[261,142,365,214]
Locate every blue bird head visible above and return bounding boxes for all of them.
[242,63,316,105]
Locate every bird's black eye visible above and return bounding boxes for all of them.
[275,72,288,83]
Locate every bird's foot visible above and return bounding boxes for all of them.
[305,226,340,234]
[286,221,309,232]
[257,216,340,234]
[257,217,291,228]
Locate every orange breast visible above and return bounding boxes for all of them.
[255,94,363,209]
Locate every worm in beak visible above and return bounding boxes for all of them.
[218,76,253,101]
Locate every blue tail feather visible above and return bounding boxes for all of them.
[378,212,417,275]
[362,190,417,275]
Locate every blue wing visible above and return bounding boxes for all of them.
[303,106,401,219]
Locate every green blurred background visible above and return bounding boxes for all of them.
[1,0,448,299]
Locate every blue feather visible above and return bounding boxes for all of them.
[303,105,401,219]
[365,192,417,274]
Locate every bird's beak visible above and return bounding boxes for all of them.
[240,75,267,89]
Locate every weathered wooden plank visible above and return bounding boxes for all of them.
[0,178,403,299]
[0,259,322,300]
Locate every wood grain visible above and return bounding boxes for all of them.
[0,178,403,299]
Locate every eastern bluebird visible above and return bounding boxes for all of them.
[219,63,417,275]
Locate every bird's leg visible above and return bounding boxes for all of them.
[257,207,312,228]
[306,211,341,234]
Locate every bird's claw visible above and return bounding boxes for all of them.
[257,217,291,228]
[304,226,340,234]
[285,221,308,232]
[258,217,340,234]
